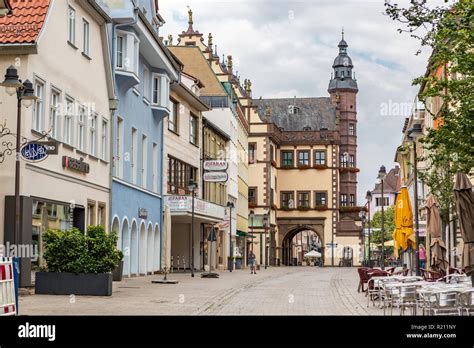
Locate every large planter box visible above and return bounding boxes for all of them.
[112,260,124,282]
[35,272,113,296]
[235,259,242,269]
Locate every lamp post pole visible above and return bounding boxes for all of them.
[227,202,234,272]
[264,214,268,270]
[378,165,387,270]
[413,141,420,276]
[188,179,197,278]
[367,191,372,268]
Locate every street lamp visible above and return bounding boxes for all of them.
[249,210,255,266]
[0,66,37,273]
[408,121,423,276]
[188,179,198,277]
[378,165,387,270]
[366,190,373,268]
[227,201,234,272]
[263,212,269,270]
[359,210,367,265]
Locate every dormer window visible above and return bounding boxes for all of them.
[303,126,311,131]
[288,105,299,114]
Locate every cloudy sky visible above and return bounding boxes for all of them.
[159,0,443,204]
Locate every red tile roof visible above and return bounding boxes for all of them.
[0,0,51,44]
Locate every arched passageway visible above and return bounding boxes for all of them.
[281,227,322,266]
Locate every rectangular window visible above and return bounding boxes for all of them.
[349,123,355,136]
[82,19,89,56]
[101,118,108,161]
[248,143,256,163]
[169,99,179,133]
[167,156,197,194]
[349,154,355,168]
[270,144,274,162]
[297,191,310,208]
[87,201,96,227]
[340,154,348,168]
[152,75,160,105]
[340,194,348,207]
[152,143,158,192]
[77,106,86,151]
[32,80,44,131]
[314,150,326,166]
[281,191,294,209]
[116,117,123,178]
[131,127,137,184]
[64,97,74,145]
[189,113,198,145]
[143,65,149,100]
[248,187,257,205]
[97,203,106,227]
[89,113,97,156]
[141,134,147,188]
[116,35,124,68]
[298,150,310,166]
[281,151,293,167]
[350,194,355,207]
[315,192,327,206]
[49,88,60,139]
[376,197,389,207]
[68,6,76,45]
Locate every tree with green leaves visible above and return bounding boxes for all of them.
[370,205,395,245]
[385,0,474,233]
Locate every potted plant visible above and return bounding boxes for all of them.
[271,203,278,210]
[313,164,328,170]
[112,256,124,282]
[314,204,328,211]
[35,225,123,296]
[297,205,311,211]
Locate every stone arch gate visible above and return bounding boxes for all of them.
[277,217,325,266]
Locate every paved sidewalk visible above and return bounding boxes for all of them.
[19,267,381,315]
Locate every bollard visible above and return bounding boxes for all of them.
[183,259,186,273]
[13,257,19,315]
[170,256,174,273]
[177,255,180,272]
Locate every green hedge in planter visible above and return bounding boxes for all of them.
[42,225,123,274]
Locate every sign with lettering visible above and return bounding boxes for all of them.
[203,172,228,182]
[62,156,90,174]
[138,208,148,219]
[20,142,48,162]
[203,160,228,171]
[32,141,59,155]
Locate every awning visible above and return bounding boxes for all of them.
[237,231,256,238]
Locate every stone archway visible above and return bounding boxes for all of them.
[277,218,325,266]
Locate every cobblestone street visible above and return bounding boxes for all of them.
[19,267,381,315]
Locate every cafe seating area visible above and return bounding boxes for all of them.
[357,267,474,316]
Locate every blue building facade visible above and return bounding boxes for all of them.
[103,0,180,276]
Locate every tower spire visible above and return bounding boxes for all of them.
[342,27,344,41]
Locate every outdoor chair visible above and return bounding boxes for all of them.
[421,268,443,282]
[428,291,461,316]
[366,270,389,308]
[459,290,474,316]
[397,285,418,316]
[382,282,401,315]
[386,267,396,275]
[357,267,370,293]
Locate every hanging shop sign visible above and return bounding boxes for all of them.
[20,142,49,162]
[33,141,59,154]
[203,160,228,171]
[62,156,90,174]
[203,172,228,182]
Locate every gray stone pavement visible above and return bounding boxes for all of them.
[19,267,382,315]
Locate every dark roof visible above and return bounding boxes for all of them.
[252,97,337,131]
[372,166,401,194]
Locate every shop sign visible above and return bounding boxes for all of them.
[62,156,90,173]
[33,141,59,154]
[20,142,49,162]
[203,160,228,171]
[326,243,338,248]
[138,208,148,219]
[203,172,228,182]
[164,195,226,220]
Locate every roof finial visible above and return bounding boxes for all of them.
[208,33,213,49]
[342,27,344,41]
[187,6,193,26]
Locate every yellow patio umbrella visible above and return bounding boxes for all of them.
[392,186,414,258]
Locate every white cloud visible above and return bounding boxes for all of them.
[160,0,445,203]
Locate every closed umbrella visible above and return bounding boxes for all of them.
[426,194,448,272]
[453,172,474,285]
[392,187,414,258]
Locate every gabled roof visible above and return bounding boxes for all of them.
[372,166,401,194]
[252,97,337,131]
[168,45,226,97]
[0,0,51,44]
